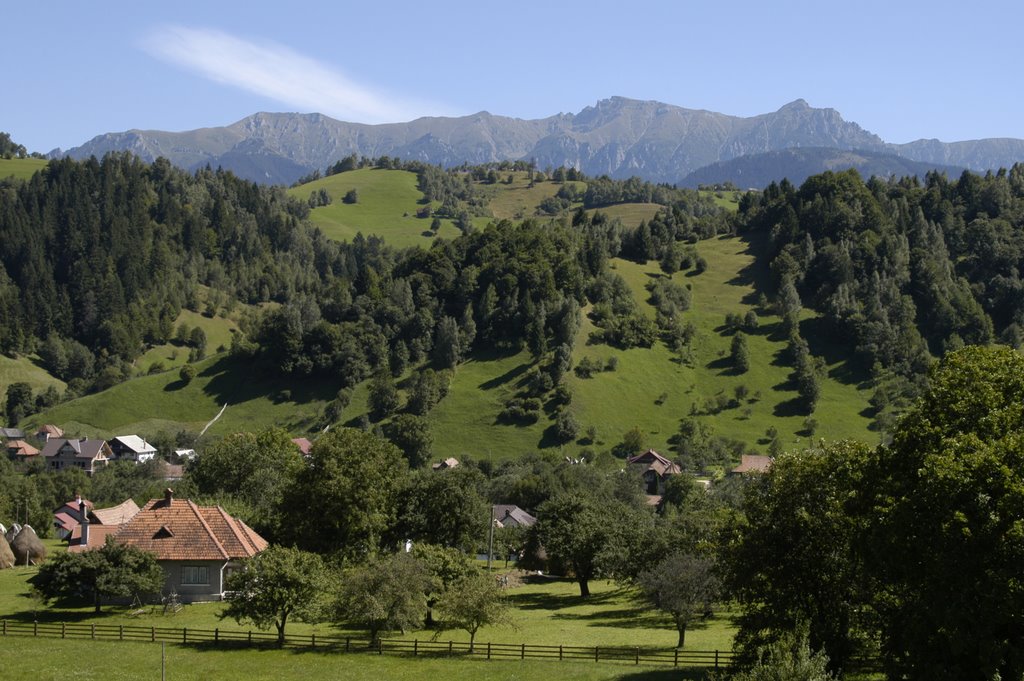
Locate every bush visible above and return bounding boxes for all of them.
[179,363,197,385]
[342,189,358,204]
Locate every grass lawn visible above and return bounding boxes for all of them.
[427,349,546,461]
[0,157,47,181]
[0,550,733,681]
[0,637,717,681]
[0,556,734,652]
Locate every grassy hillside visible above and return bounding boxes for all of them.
[0,354,66,397]
[286,168,465,247]
[0,157,47,181]
[27,170,874,461]
[29,353,337,440]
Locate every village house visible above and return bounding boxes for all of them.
[34,424,64,443]
[627,449,682,495]
[730,454,773,475]
[108,435,158,463]
[73,489,267,602]
[492,504,537,528]
[41,438,112,474]
[5,439,40,461]
[53,495,94,540]
[61,497,140,543]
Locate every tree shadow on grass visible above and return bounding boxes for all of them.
[478,360,533,390]
[198,355,335,407]
[618,670,718,681]
[773,397,809,418]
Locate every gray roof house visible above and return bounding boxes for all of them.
[41,438,112,475]
[109,435,158,463]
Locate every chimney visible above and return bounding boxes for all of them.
[164,488,174,507]
[79,499,89,547]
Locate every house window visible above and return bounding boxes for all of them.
[182,566,209,585]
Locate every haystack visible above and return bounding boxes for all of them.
[0,535,14,569]
[10,525,46,566]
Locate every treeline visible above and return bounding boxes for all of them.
[738,166,1024,374]
[0,153,327,395]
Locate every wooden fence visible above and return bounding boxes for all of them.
[0,619,734,669]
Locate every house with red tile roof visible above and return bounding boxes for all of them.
[730,454,773,475]
[53,496,94,540]
[105,489,267,602]
[5,439,40,461]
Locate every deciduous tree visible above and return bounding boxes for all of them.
[32,538,164,613]
[221,545,328,646]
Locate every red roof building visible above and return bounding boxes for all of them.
[74,489,267,602]
[627,449,682,495]
[730,454,773,475]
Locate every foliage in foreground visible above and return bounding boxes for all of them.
[221,545,328,645]
[32,538,163,613]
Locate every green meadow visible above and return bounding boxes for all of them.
[0,551,734,681]
[0,157,47,181]
[286,168,465,247]
[0,354,66,396]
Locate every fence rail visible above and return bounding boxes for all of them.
[0,619,734,669]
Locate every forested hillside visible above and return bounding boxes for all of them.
[5,150,1024,463]
[737,167,1024,426]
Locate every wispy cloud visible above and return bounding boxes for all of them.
[142,25,444,123]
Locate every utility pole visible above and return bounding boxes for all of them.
[486,505,494,572]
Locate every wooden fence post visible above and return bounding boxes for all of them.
[448,640,453,657]
[33,621,37,637]
[183,627,187,644]
[119,625,123,641]
[413,639,418,657]
[214,628,219,645]
[674,648,678,667]
[378,638,383,655]
[559,645,563,661]
[521,643,525,660]
[311,633,315,649]
[91,624,95,640]
[636,646,640,664]
[594,646,599,662]
[151,626,155,642]
[487,642,491,660]
[346,637,350,652]
[2,620,6,636]
[61,622,65,639]
[248,630,252,645]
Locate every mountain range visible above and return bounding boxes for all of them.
[55,97,1024,187]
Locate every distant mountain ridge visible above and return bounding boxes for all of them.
[56,98,1024,186]
[681,147,967,189]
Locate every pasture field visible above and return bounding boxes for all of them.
[286,168,465,248]
[0,157,47,181]
[0,553,734,681]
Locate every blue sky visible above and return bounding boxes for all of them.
[4,1,1023,154]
